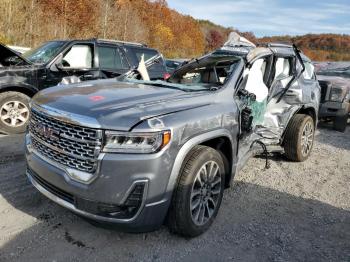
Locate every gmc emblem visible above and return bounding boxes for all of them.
[35,124,59,141]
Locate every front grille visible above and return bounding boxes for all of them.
[29,109,102,173]
[319,81,330,102]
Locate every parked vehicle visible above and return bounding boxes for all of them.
[165,59,188,73]
[0,39,167,134]
[25,33,320,237]
[315,62,350,132]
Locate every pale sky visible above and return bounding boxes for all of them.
[167,0,350,37]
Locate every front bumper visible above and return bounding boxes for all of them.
[25,134,174,231]
[319,100,350,118]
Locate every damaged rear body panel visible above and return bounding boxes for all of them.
[213,35,320,170]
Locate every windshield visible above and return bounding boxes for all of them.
[167,55,241,91]
[23,41,66,64]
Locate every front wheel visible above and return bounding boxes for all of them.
[333,114,348,132]
[283,114,315,162]
[168,145,225,237]
[0,91,31,134]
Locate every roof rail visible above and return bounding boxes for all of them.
[96,39,147,47]
[258,42,293,48]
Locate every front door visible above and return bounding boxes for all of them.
[44,42,100,87]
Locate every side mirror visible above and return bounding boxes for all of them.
[51,53,64,71]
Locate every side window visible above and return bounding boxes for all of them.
[62,44,93,68]
[133,48,158,62]
[274,57,291,80]
[98,46,129,70]
[303,62,315,80]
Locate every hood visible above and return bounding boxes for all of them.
[33,79,212,130]
[315,62,350,79]
[0,44,32,67]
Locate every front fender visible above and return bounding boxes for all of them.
[0,83,38,96]
[163,129,236,203]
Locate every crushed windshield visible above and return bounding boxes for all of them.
[121,54,241,92]
[168,55,241,91]
[23,41,66,64]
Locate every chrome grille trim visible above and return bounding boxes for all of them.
[29,108,102,173]
[30,132,96,162]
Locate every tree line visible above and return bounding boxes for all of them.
[0,0,349,61]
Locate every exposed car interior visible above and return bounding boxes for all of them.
[62,44,93,68]
[244,58,269,103]
[169,56,240,88]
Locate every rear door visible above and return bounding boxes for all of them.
[259,47,312,138]
[97,44,130,78]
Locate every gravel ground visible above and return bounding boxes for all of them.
[0,124,349,262]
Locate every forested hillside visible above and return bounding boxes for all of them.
[259,34,350,61]
[0,0,349,61]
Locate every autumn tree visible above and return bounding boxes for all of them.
[206,30,225,51]
[0,0,349,61]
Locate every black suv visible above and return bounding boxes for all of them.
[315,62,350,132]
[0,39,167,134]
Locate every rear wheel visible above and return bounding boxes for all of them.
[333,114,348,132]
[283,114,315,162]
[168,145,225,237]
[0,91,31,134]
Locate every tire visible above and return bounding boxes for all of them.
[283,114,315,162]
[333,114,348,132]
[168,145,225,237]
[0,91,31,134]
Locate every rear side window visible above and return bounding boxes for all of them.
[124,46,166,79]
[303,62,315,80]
[99,46,129,70]
[133,48,159,62]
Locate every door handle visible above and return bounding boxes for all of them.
[84,74,94,78]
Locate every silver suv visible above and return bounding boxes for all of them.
[25,36,320,237]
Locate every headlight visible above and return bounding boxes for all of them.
[103,130,171,153]
[330,88,346,102]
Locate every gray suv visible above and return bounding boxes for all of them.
[25,37,320,237]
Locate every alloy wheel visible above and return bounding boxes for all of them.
[0,101,29,127]
[301,120,314,157]
[190,160,222,226]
